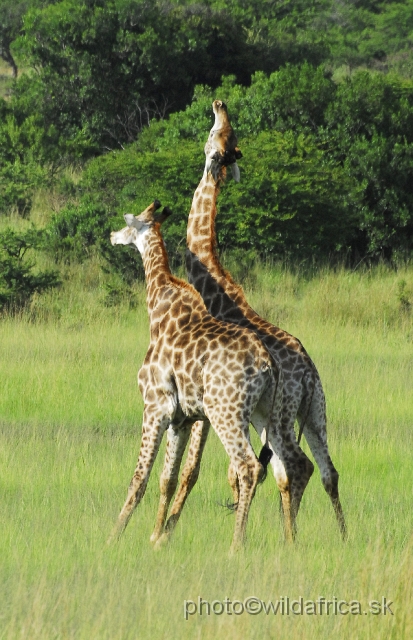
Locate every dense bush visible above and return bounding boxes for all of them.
[0,228,60,311]
[2,1,413,271]
[11,0,256,154]
[7,0,413,159]
[136,67,413,261]
[44,126,362,278]
[44,197,146,283]
[44,142,204,279]
[44,65,413,272]
[0,87,62,216]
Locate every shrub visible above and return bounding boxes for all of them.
[0,228,61,311]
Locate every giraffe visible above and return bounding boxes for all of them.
[160,100,346,542]
[108,200,313,550]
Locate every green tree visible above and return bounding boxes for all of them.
[325,71,413,259]
[0,93,59,215]
[44,141,204,279]
[0,0,54,76]
[14,0,249,153]
[0,228,60,311]
[0,0,29,77]
[360,1,413,61]
[216,130,361,260]
[45,127,361,271]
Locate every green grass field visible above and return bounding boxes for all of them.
[0,260,412,639]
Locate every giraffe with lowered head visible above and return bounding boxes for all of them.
[160,100,346,542]
[108,200,313,549]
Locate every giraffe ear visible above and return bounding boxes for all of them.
[161,206,172,218]
[124,214,144,230]
[154,207,172,224]
[231,162,240,182]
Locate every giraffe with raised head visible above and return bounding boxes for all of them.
[204,98,243,182]
[108,200,313,550]
[162,100,346,542]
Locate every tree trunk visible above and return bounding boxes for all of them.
[0,41,18,78]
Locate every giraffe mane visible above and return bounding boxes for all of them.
[155,223,206,307]
[169,274,206,307]
[207,174,249,301]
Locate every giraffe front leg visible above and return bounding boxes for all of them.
[227,463,240,509]
[107,408,169,545]
[268,450,295,543]
[229,453,263,553]
[150,421,192,545]
[158,420,210,546]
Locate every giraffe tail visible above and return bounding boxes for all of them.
[217,498,238,512]
[258,444,273,483]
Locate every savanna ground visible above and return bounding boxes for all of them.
[1,250,412,639]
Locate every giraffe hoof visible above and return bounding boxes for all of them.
[229,540,244,556]
[150,531,161,545]
[153,532,171,550]
[106,530,119,546]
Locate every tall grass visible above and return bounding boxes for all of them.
[0,258,412,638]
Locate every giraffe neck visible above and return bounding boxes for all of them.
[186,169,312,361]
[141,224,175,317]
[186,169,256,322]
[186,169,221,264]
[141,223,206,330]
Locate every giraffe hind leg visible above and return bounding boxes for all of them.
[229,451,263,553]
[297,372,347,540]
[155,420,210,547]
[107,408,169,545]
[225,424,254,510]
[225,430,267,511]
[251,402,314,542]
[302,418,347,540]
[150,421,192,545]
[226,463,240,510]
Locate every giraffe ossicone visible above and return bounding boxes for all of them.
[108,201,305,550]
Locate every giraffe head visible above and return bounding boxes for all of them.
[110,201,172,253]
[205,100,242,182]
[211,99,229,129]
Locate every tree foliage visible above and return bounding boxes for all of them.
[7,0,413,156]
[12,0,254,153]
[44,127,360,277]
[0,0,30,77]
[2,0,413,277]
[42,64,413,272]
[0,228,60,311]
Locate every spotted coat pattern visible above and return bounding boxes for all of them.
[165,115,347,540]
[108,202,308,550]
